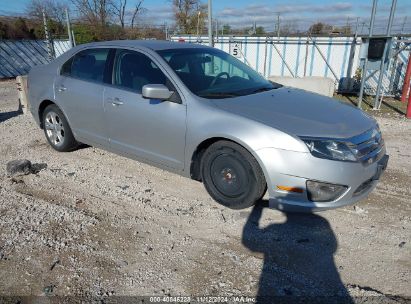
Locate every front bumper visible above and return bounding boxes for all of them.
[255,148,388,212]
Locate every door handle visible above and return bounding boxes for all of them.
[111,97,124,106]
[58,85,67,92]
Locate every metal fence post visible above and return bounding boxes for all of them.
[71,30,76,46]
[308,36,339,83]
[358,0,377,108]
[208,0,213,47]
[374,0,397,109]
[303,37,309,77]
[388,41,398,93]
[263,37,268,77]
[65,8,73,47]
[346,19,359,92]
[271,41,295,77]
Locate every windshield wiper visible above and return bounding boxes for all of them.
[250,87,275,94]
[198,92,239,99]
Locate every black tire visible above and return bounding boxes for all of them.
[201,140,266,209]
[42,104,78,152]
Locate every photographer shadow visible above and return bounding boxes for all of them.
[242,200,353,303]
[0,109,22,123]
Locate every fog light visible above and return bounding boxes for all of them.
[306,181,348,202]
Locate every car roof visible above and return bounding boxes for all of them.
[77,40,209,51]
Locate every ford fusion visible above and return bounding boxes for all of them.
[28,40,388,211]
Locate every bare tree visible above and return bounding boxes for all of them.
[109,0,127,28]
[280,20,299,36]
[309,22,332,35]
[70,0,111,27]
[171,0,206,34]
[131,0,144,29]
[27,0,66,24]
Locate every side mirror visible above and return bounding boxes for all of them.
[142,84,173,101]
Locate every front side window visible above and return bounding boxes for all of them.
[158,48,280,99]
[61,48,109,83]
[114,49,167,93]
[60,57,73,76]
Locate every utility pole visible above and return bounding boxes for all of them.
[345,17,359,92]
[196,11,201,38]
[345,16,350,35]
[354,17,359,36]
[42,8,54,60]
[65,8,73,47]
[401,16,407,34]
[208,0,213,46]
[215,19,218,40]
[276,13,280,39]
[360,21,366,35]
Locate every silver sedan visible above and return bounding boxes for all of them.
[28,40,388,211]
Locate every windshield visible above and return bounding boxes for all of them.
[157,47,281,99]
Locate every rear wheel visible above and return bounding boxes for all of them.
[42,104,78,152]
[201,141,266,209]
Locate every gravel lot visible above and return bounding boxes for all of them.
[0,79,410,302]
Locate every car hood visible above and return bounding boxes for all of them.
[210,87,376,139]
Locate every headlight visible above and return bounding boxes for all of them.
[306,180,348,202]
[301,138,357,162]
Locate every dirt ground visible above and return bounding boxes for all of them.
[0,79,410,302]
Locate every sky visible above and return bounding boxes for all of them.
[1,0,411,33]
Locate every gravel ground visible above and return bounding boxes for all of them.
[0,79,410,302]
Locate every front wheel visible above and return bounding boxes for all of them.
[42,104,78,152]
[201,141,266,209]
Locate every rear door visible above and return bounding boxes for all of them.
[104,48,187,170]
[54,48,111,146]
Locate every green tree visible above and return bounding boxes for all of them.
[255,26,265,35]
[0,21,9,39]
[71,23,99,44]
[222,24,231,35]
[12,18,35,39]
[309,22,332,35]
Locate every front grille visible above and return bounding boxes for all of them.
[347,128,385,165]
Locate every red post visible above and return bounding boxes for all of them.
[407,88,411,118]
[401,52,411,103]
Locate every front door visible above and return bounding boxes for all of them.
[105,49,187,170]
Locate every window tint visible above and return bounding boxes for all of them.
[114,50,167,92]
[63,48,109,83]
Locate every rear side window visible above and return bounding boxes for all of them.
[61,48,110,83]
